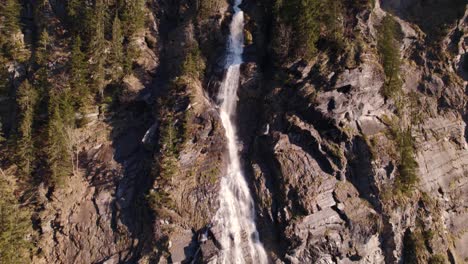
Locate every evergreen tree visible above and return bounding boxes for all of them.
[90,0,106,98]
[60,89,75,128]
[378,15,402,99]
[280,0,321,58]
[46,88,73,185]
[15,80,37,178]
[0,175,33,263]
[67,0,82,22]
[0,0,21,35]
[0,121,5,144]
[110,15,124,80]
[181,45,205,79]
[70,36,89,110]
[120,0,146,38]
[35,30,50,67]
[0,56,8,96]
[0,0,23,59]
[119,0,146,73]
[67,0,93,44]
[34,30,51,102]
[322,0,344,51]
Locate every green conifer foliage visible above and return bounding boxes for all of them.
[280,0,321,58]
[90,0,107,98]
[15,80,38,178]
[67,0,93,43]
[0,56,8,96]
[70,36,89,110]
[378,15,403,100]
[110,15,124,80]
[46,88,73,186]
[0,0,23,59]
[120,0,146,38]
[35,30,50,67]
[0,0,21,35]
[0,121,5,143]
[181,45,205,79]
[0,174,33,263]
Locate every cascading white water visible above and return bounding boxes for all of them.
[212,0,268,263]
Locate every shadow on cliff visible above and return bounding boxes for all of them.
[102,0,193,261]
[104,85,156,263]
[380,0,465,43]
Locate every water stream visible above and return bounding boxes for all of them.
[212,0,268,263]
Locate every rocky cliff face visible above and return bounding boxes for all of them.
[242,1,468,263]
[1,0,468,263]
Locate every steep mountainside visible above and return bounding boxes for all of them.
[0,0,467,263]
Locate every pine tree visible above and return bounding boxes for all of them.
[34,30,51,102]
[378,15,402,99]
[67,0,81,21]
[181,45,205,79]
[70,36,89,110]
[67,0,93,44]
[0,56,8,95]
[0,175,33,263]
[120,0,146,38]
[15,80,37,178]
[110,15,124,80]
[35,30,50,67]
[90,0,106,98]
[322,0,344,51]
[119,0,146,73]
[60,89,75,128]
[0,0,21,35]
[280,0,321,58]
[0,121,5,144]
[0,0,23,59]
[46,88,73,186]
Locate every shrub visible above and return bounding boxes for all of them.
[395,129,419,194]
[197,0,221,19]
[377,15,403,100]
[402,229,426,264]
[429,254,446,264]
[181,45,205,79]
[386,120,419,196]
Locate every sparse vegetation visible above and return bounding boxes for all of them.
[378,15,403,100]
[181,44,206,79]
[148,42,205,215]
[198,167,219,185]
[404,0,465,44]
[428,254,446,264]
[395,129,418,194]
[197,0,221,19]
[403,228,426,264]
[385,118,419,196]
[377,15,420,197]
[0,122,5,143]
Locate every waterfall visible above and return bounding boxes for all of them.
[212,0,268,263]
